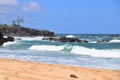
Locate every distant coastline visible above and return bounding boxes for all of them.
[0,24,54,37]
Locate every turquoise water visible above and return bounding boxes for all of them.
[0,34,120,70]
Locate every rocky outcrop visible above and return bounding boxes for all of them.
[43,37,88,43]
[0,32,14,46]
[0,25,54,37]
[97,40,109,43]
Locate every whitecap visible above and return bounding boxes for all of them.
[109,39,120,43]
[29,44,120,58]
[2,41,17,47]
[66,35,76,38]
[29,45,64,51]
[15,36,45,41]
[71,46,120,58]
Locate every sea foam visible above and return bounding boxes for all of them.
[71,46,120,58]
[109,39,120,43]
[15,36,45,41]
[29,45,64,51]
[66,35,76,38]
[29,45,120,58]
[2,41,17,47]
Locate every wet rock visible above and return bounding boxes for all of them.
[97,40,109,43]
[0,32,15,46]
[70,74,78,78]
[43,37,88,43]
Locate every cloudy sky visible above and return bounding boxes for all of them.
[0,0,120,34]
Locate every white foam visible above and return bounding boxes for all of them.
[3,36,8,38]
[15,36,45,41]
[2,41,17,47]
[29,45,64,51]
[71,46,120,58]
[66,35,76,38]
[29,45,120,58]
[89,41,97,43]
[109,40,120,43]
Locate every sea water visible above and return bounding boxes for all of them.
[0,34,120,70]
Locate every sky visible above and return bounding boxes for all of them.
[0,0,120,34]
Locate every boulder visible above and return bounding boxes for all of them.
[0,32,15,46]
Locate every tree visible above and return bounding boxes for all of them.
[12,17,24,26]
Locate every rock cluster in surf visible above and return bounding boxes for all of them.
[43,37,89,43]
[0,32,14,46]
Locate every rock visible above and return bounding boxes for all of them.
[0,32,15,46]
[97,40,109,43]
[70,74,78,78]
[59,37,80,42]
[0,33,4,45]
[6,36,14,42]
[42,37,88,43]
[0,32,3,39]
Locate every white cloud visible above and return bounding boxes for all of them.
[0,0,18,6]
[0,1,41,14]
[0,0,18,13]
[22,1,41,12]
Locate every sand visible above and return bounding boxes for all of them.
[0,58,120,80]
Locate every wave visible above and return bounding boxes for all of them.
[109,39,120,43]
[71,46,120,58]
[66,35,76,38]
[29,45,64,51]
[2,41,18,47]
[15,36,45,41]
[29,45,120,58]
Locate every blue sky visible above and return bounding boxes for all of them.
[0,0,120,34]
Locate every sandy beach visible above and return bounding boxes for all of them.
[0,58,119,80]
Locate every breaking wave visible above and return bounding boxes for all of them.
[29,45,120,58]
[109,39,120,43]
[2,41,18,47]
[66,35,76,38]
[15,36,45,41]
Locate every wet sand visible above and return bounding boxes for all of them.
[0,58,120,80]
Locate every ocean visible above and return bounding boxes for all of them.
[0,34,120,70]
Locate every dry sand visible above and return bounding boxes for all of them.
[0,58,120,80]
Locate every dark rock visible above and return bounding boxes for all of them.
[59,37,80,42]
[0,32,15,46]
[70,74,78,78]
[97,40,109,43]
[42,37,88,43]
[0,32,3,39]
[6,36,14,42]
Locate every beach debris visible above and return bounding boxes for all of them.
[70,74,78,78]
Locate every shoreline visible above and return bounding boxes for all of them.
[0,58,120,80]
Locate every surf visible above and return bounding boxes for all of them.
[29,44,120,58]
